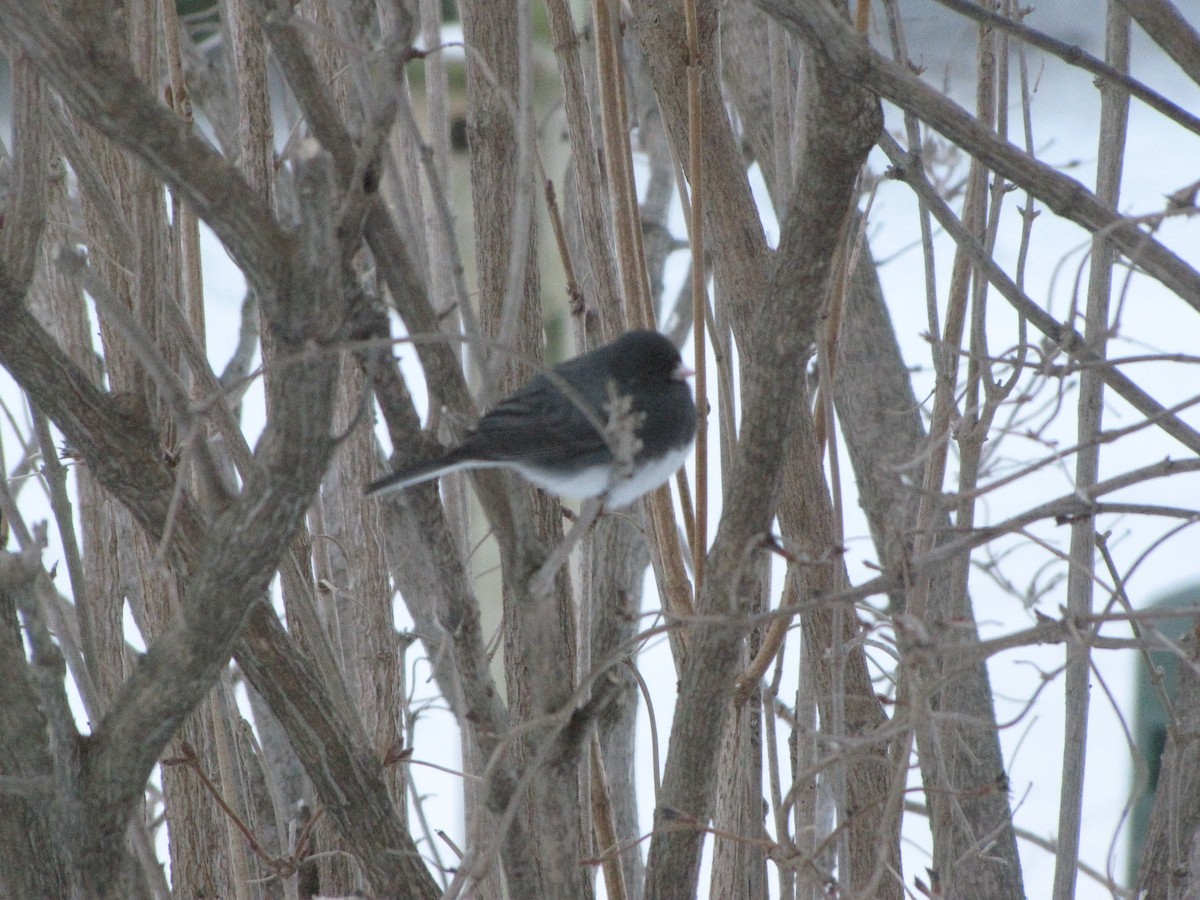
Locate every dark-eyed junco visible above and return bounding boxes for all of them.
[366,329,696,508]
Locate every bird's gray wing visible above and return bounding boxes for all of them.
[459,373,611,469]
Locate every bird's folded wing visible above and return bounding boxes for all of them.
[462,377,611,468]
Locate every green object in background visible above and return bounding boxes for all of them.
[176,0,220,46]
[1129,584,1199,887]
[176,0,216,16]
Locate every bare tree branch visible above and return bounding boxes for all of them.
[930,0,1200,137]
[0,0,290,298]
[877,130,1200,456]
[754,0,1200,313]
[634,1,886,894]
[1115,0,1200,87]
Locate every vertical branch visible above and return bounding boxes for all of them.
[879,0,942,347]
[29,411,101,722]
[816,232,851,877]
[542,0,624,339]
[639,2,885,894]
[163,8,259,894]
[459,2,590,896]
[160,0,206,367]
[910,12,1025,896]
[592,0,696,671]
[795,652,826,900]
[32,104,131,718]
[890,17,990,891]
[767,21,794,201]
[492,0,538,383]
[1053,4,1131,897]
[0,533,87,894]
[592,0,653,325]
[0,53,48,288]
[590,732,629,900]
[683,0,708,590]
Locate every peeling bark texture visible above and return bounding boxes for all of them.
[0,575,74,899]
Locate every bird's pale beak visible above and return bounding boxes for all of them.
[673,364,695,381]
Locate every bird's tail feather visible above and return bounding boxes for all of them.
[364,458,464,497]
[365,456,508,497]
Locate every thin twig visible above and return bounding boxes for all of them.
[683,0,707,591]
[877,130,1200,456]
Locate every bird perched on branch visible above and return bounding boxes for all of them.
[366,329,696,509]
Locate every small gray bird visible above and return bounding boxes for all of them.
[365,330,696,508]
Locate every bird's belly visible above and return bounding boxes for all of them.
[605,441,691,508]
[514,441,691,508]
[514,461,612,501]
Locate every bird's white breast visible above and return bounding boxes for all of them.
[512,440,692,509]
[603,441,693,508]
